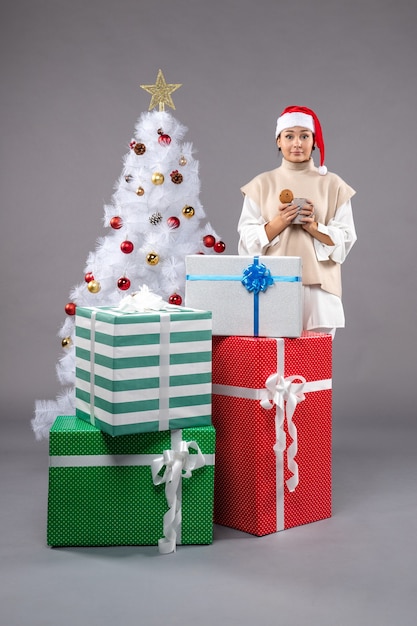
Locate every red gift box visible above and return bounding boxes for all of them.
[212,333,332,536]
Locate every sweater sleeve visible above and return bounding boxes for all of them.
[314,199,357,263]
[237,195,280,255]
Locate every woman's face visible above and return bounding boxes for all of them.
[277,126,314,163]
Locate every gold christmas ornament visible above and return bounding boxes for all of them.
[140,69,182,112]
[136,186,145,196]
[146,252,159,265]
[151,172,164,185]
[61,337,71,348]
[179,156,187,166]
[182,205,195,218]
[87,280,101,293]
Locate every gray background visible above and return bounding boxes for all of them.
[1,1,416,624]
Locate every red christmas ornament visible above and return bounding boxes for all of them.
[214,240,226,253]
[117,277,131,291]
[120,240,134,254]
[167,216,180,229]
[65,302,76,316]
[84,272,94,283]
[168,293,182,306]
[110,216,123,229]
[158,133,172,146]
[203,234,215,248]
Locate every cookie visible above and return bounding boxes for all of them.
[279,188,294,203]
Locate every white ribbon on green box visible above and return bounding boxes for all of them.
[212,337,331,531]
[75,302,212,436]
[151,430,207,554]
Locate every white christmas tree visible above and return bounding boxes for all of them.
[33,69,225,440]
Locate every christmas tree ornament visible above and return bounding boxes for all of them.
[87,280,101,293]
[129,140,136,149]
[146,252,159,265]
[134,143,146,155]
[158,133,172,146]
[124,174,133,183]
[182,205,195,218]
[168,293,182,305]
[117,276,131,291]
[110,216,123,229]
[136,186,145,196]
[203,235,216,248]
[179,156,187,166]
[120,240,134,254]
[61,337,71,348]
[157,128,172,146]
[214,240,226,253]
[141,68,182,112]
[170,170,183,184]
[149,212,163,225]
[65,302,76,316]
[84,272,94,283]
[151,172,164,185]
[167,216,180,229]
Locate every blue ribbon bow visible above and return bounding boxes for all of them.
[241,260,274,295]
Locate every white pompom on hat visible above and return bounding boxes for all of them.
[276,105,327,175]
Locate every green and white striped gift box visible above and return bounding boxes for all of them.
[75,305,212,436]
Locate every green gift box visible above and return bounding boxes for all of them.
[47,416,215,551]
[75,305,212,436]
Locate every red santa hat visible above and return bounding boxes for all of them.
[275,105,327,175]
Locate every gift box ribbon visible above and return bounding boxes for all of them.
[50,429,214,554]
[151,430,206,554]
[186,256,301,336]
[212,337,331,531]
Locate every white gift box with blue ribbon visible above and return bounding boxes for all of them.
[185,255,302,338]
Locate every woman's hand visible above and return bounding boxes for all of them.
[265,202,299,241]
[300,199,317,234]
[300,200,335,246]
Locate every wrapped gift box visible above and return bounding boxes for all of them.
[185,255,302,337]
[75,305,212,436]
[47,416,215,551]
[212,333,332,536]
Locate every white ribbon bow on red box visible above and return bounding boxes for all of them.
[260,373,307,493]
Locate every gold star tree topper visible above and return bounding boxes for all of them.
[140,69,182,111]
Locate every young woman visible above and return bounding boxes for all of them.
[238,105,357,337]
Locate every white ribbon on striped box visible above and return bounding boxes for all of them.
[212,337,332,531]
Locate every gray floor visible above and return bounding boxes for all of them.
[1,416,416,626]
